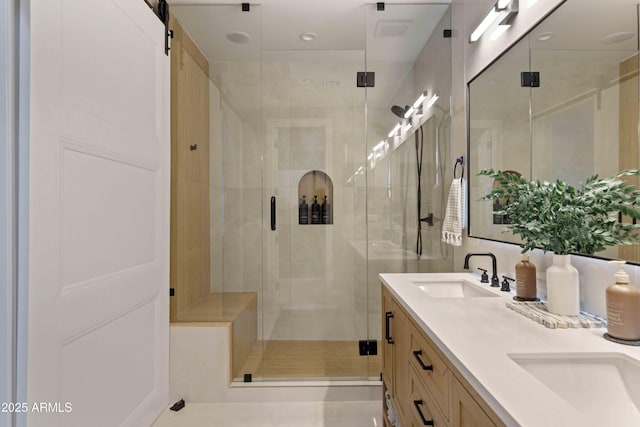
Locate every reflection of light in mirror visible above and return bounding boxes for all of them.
[225,31,251,44]
[412,91,428,108]
[413,93,427,108]
[405,91,430,119]
[536,32,554,41]
[299,32,317,42]
[388,123,401,138]
[426,94,439,109]
[602,32,634,45]
[403,106,416,118]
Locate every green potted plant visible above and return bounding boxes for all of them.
[479,169,640,315]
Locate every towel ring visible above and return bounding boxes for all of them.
[454,156,464,180]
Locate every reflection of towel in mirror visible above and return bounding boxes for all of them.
[442,178,464,246]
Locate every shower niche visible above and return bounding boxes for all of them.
[298,170,333,225]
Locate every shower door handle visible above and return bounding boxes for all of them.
[385,312,394,344]
[270,196,276,231]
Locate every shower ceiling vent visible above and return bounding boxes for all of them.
[374,20,413,38]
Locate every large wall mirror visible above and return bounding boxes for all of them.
[468,0,640,263]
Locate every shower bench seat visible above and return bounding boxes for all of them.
[171,292,257,381]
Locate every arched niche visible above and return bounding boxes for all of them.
[298,170,333,225]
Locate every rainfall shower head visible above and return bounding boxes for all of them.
[391,105,410,119]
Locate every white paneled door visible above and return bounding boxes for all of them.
[26,1,169,426]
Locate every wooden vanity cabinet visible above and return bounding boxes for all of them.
[452,377,497,427]
[382,286,409,426]
[408,364,449,427]
[382,284,504,427]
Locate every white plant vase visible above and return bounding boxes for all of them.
[546,254,580,316]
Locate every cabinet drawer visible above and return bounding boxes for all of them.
[409,322,451,419]
[409,364,448,427]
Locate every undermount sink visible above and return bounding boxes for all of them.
[509,352,640,425]
[412,279,498,298]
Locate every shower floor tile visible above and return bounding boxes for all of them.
[152,401,382,427]
[239,340,382,380]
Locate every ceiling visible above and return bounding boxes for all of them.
[169,1,451,116]
[169,0,451,56]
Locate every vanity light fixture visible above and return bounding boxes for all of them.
[470,0,518,43]
[489,24,510,40]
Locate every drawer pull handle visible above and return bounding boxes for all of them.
[413,350,433,371]
[385,312,394,344]
[413,400,435,426]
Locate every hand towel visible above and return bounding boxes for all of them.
[385,390,397,426]
[442,178,464,246]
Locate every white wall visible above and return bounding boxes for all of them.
[0,2,15,426]
[451,0,638,318]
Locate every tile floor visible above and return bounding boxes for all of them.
[152,400,382,427]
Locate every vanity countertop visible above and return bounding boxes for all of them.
[380,272,640,427]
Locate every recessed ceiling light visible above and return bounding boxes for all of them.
[602,32,634,45]
[536,32,554,41]
[225,31,251,44]
[300,32,317,42]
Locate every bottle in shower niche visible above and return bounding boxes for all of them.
[321,195,330,224]
[299,195,309,224]
[311,195,320,224]
[515,254,537,300]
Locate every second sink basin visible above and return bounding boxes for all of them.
[412,279,498,298]
[509,352,640,425]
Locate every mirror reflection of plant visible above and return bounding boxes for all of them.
[479,169,640,255]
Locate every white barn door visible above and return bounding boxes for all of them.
[26,1,169,426]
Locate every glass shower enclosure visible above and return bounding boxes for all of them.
[170,2,452,382]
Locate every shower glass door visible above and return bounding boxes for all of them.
[259,46,372,380]
[172,2,453,383]
[364,3,454,350]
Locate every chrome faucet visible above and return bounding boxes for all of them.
[463,253,499,287]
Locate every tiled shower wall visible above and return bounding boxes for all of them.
[207,5,457,345]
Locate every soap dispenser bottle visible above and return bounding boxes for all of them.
[321,195,330,224]
[299,195,308,224]
[311,195,320,224]
[606,260,640,341]
[515,253,537,301]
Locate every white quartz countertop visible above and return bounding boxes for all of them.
[380,272,640,427]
